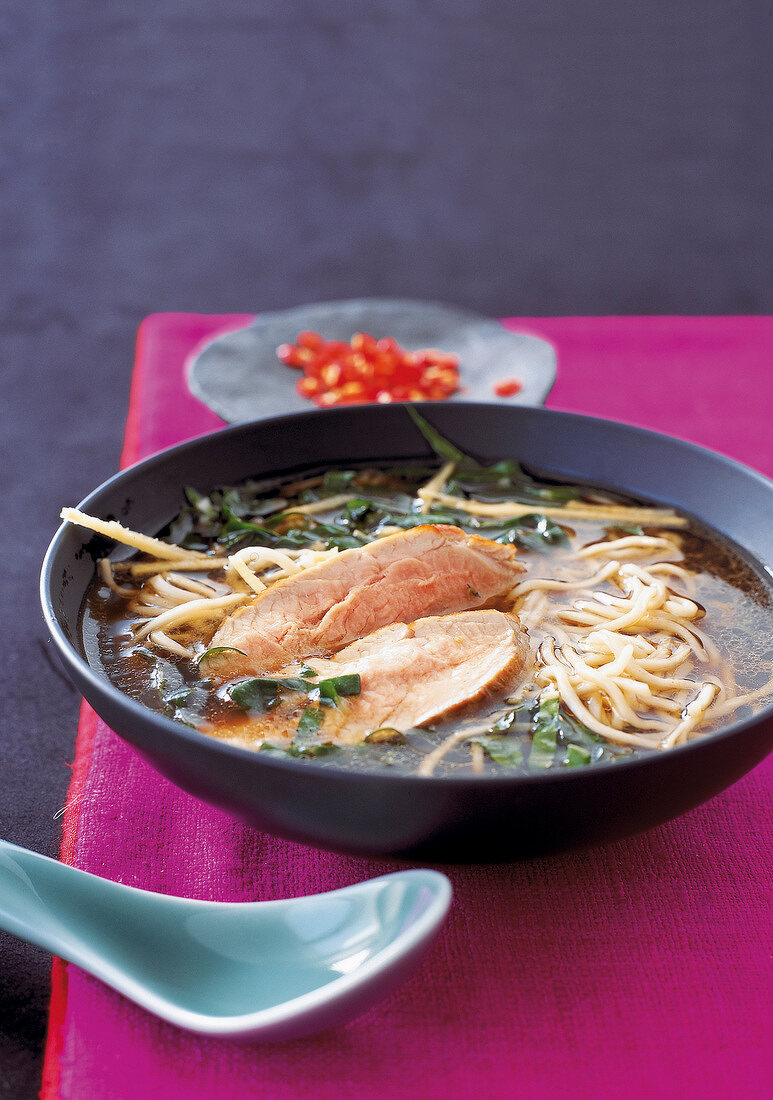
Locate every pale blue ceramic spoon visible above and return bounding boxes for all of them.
[0,840,451,1039]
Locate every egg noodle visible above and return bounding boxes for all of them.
[63,453,769,771]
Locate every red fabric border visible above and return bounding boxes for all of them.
[39,310,150,1099]
[39,703,100,1100]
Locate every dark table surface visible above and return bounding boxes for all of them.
[2,2,771,1096]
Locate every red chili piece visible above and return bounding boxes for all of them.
[493,378,523,398]
[277,331,461,407]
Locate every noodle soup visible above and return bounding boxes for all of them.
[72,417,773,778]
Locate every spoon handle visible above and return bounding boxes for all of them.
[0,839,101,962]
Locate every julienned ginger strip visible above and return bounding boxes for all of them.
[60,507,210,562]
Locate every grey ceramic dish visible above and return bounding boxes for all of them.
[186,298,556,422]
[42,403,773,861]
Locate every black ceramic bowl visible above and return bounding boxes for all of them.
[41,404,773,861]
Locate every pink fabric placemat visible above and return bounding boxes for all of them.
[44,315,773,1100]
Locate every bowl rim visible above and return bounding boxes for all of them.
[41,402,773,789]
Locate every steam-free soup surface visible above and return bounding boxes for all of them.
[78,433,773,777]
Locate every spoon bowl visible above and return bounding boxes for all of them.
[0,840,451,1038]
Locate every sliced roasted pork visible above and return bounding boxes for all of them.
[211,609,530,748]
[204,525,524,678]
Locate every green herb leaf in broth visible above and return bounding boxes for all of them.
[168,682,213,729]
[529,694,560,768]
[489,705,530,734]
[470,735,525,767]
[290,707,338,757]
[228,676,313,712]
[344,499,378,524]
[385,504,480,532]
[450,467,583,505]
[379,464,440,484]
[243,497,287,519]
[174,486,278,546]
[566,744,592,767]
[219,482,286,520]
[229,673,359,713]
[219,505,363,552]
[228,679,280,711]
[184,486,219,524]
[406,407,587,507]
[321,673,361,697]
[220,506,278,542]
[552,707,624,765]
[163,685,192,709]
[274,676,318,692]
[198,645,248,667]
[525,694,624,767]
[322,470,358,492]
[488,513,569,552]
[295,706,326,739]
[406,407,474,465]
[554,707,600,746]
[166,511,197,547]
[310,673,362,707]
[183,485,210,509]
[305,522,367,549]
[290,742,339,758]
[258,742,291,758]
[358,491,417,516]
[138,652,209,726]
[310,684,337,707]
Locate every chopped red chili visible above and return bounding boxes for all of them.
[277,331,461,407]
[493,377,523,398]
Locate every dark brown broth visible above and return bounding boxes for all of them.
[80,470,773,776]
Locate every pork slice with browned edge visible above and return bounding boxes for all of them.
[211,609,531,748]
[203,524,525,678]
